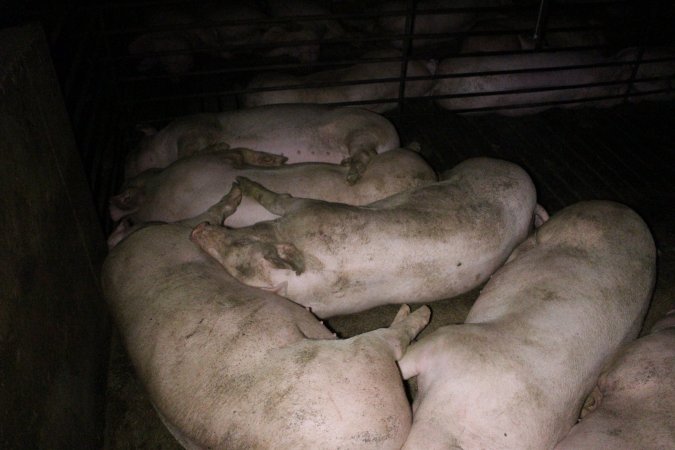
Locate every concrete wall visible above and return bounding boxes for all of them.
[0,23,109,449]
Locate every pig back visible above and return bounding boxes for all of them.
[462,201,655,446]
[102,223,345,448]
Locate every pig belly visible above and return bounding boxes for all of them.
[216,105,400,164]
[117,147,435,228]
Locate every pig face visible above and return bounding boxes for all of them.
[190,222,304,290]
[108,169,160,222]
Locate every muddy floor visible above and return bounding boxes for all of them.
[103,101,675,449]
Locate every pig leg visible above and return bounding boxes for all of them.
[343,146,378,185]
[535,204,550,228]
[198,144,289,167]
[374,305,432,360]
[235,176,315,216]
[188,182,243,227]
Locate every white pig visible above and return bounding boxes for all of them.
[460,13,607,54]
[554,309,675,450]
[190,157,546,318]
[128,2,268,74]
[398,200,656,450]
[377,0,498,49]
[102,187,431,449]
[124,104,401,184]
[240,49,436,112]
[128,8,198,75]
[262,0,348,63]
[110,146,437,228]
[434,49,626,115]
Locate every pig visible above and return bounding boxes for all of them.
[110,146,437,229]
[102,185,432,449]
[124,104,401,184]
[240,49,436,113]
[398,200,656,450]
[191,2,269,60]
[554,308,675,450]
[262,0,348,63]
[190,157,546,318]
[434,49,626,115]
[460,13,608,54]
[377,0,488,49]
[128,8,198,75]
[128,1,339,74]
[128,3,269,74]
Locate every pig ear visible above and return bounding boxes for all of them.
[263,243,305,275]
[110,187,141,210]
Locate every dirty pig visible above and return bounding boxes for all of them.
[554,308,675,450]
[110,146,437,229]
[124,103,400,184]
[102,186,431,450]
[191,157,547,318]
[398,200,656,450]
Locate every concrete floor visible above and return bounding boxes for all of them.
[104,100,675,449]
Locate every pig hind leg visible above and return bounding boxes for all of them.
[360,305,432,361]
[236,177,314,216]
[198,144,288,168]
[343,133,379,184]
[187,182,243,227]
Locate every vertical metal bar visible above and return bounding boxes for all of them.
[532,0,550,50]
[622,0,661,102]
[397,0,417,113]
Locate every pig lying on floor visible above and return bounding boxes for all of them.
[555,308,675,450]
[102,186,431,450]
[110,146,437,228]
[240,49,436,112]
[191,157,547,318]
[124,104,400,184]
[398,200,656,450]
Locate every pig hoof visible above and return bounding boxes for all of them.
[346,171,360,185]
[391,304,412,325]
[534,204,550,228]
[190,222,209,242]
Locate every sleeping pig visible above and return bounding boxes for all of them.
[398,200,656,449]
[110,146,437,228]
[240,49,436,112]
[554,308,675,450]
[102,185,431,449]
[124,104,400,184]
[190,157,546,318]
